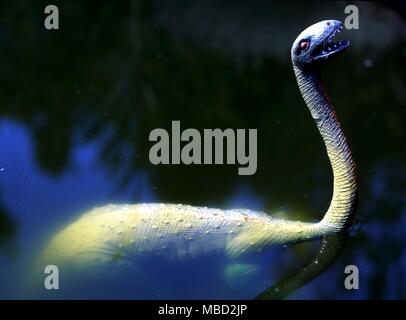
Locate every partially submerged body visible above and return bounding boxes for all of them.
[36,203,316,299]
[41,203,319,268]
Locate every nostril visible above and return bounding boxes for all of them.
[326,22,331,26]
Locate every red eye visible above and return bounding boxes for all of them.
[299,40,310,51]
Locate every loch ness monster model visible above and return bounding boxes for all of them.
[38,20,357,294]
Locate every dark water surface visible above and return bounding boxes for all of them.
[0,1,405,299]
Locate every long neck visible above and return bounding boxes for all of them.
[294,65,357,235]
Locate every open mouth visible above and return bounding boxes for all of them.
[313,25,350,61]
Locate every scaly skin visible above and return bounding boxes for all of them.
[42,204,318,267]
[40,20,357,271]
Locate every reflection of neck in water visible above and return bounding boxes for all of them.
[256,233,348,300]
[38,20,357,297]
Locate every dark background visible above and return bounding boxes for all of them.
[0,0,405,299]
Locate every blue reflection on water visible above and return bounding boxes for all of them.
[0,119,156,240]
[1,118,405,299]
[0,119,158,298]
[0,119,283,299]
